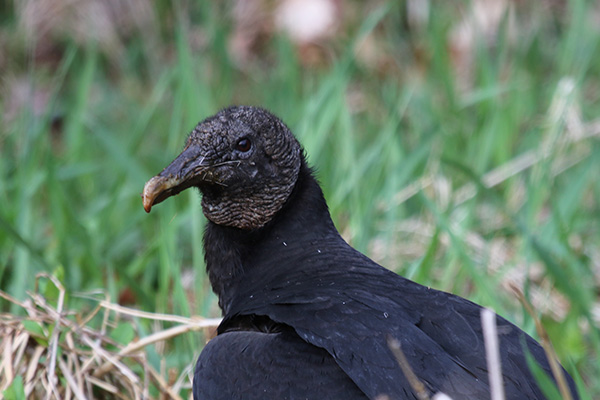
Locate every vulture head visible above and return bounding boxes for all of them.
[142,106,302,230]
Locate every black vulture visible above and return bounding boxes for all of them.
[142,106,578,400]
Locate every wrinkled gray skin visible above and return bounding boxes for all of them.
[143,106,302,230]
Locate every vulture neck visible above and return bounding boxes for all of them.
[203,159,341,315]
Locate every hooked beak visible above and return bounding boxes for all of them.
[142,144,208,213]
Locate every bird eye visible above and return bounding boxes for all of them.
[236,138,251,152]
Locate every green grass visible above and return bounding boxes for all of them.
[1,0,598,397]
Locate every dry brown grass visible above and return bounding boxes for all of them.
[0,274,220,400]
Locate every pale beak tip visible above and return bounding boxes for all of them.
[142,176,163,214]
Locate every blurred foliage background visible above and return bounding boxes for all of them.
[1,0,599,398]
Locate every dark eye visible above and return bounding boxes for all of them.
[236,138,251,152]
